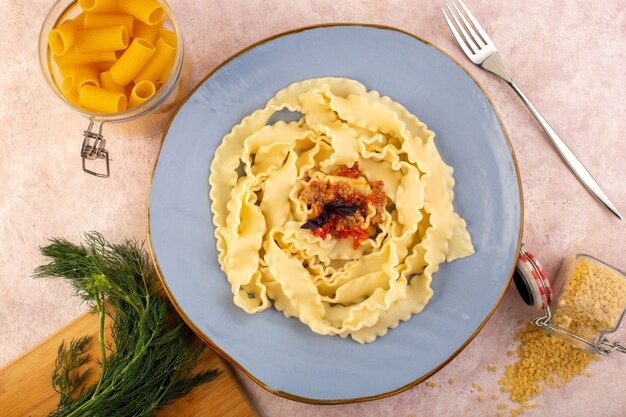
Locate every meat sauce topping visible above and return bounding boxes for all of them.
[299,164,386,248]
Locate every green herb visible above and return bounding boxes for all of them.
[34,232,218,417]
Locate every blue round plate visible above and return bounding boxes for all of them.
[148,24,523,403]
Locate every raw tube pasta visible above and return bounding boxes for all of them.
[158,60,174,82]
[73,12,87,29]
[61,65,99,105]
[78,0,119,13]
[96,61,114,71]
[63,89,79,106]
[99,71,125,93]
[157,28,176,46]
[79,85,127,113]
[68,65,100,90]
[128,80,156,108]
[134,20,159,44]
[119,0,165,25]
[83,13,135,36]
[54,49,117,69]
[133,38,176,83]
[109,38,155,85]
[47,20,78,55]
[59,66,75,78]
[74,26,129,54]
[47,0,176,114]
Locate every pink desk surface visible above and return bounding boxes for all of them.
[1,0,624,416]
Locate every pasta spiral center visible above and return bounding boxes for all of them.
[209,78,474,343]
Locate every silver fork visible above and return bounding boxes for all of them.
[442,0,622,220]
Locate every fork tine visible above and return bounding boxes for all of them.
[445,4,479,53]
[450,0,484,47]
[457,0,494,45]
[441,8,474,58]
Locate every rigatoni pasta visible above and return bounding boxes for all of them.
[157,28,176,46]
[74,26,129,54]
[109,38,155,85]
[83,13,135,36]
[134,20,159,44]
[99,71,125,93]
[78,0,119,14]
[54,49,117,69]
[73,11,87,28]
[48,20,78,55]
[70,65,100,90]
[128,80,156,108]
[133,38,175,83]
[119,0,165,25]
[47,0,179,113]
[79,85,127,113]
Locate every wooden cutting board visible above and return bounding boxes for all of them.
[0,311,259,417]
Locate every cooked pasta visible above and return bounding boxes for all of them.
[79,85,127,113]
[48,19,78,56]
[74,25,129,54]
[133,38,176,83]
[109,38,155,86]
[128,80,156,108]
[99,71,125,93]
[119,0,165,25]
[77,0,118,13]
[133,20,160,44]
[83,12,135,36]
[209,78,474,343]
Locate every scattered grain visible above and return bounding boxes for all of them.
[492,394,499,400]
[448,378,455,385]
[425,381,437,388]
[499,324,594,404]
[510,405,524,417]
[477,395,484,402]
[507,350,515,357]
[471,382,483,392]
[586,372,593,378]
[497,403,507,410]
[487,364,498,372]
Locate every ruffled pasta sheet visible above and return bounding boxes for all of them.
[209,77,474,343]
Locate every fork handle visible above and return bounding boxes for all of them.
[508,81,622,220]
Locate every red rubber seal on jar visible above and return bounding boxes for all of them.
[513,247,552,310]
[526,251,553,305]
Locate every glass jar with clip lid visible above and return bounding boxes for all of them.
[38,0,188,177]
[514,245,626,356]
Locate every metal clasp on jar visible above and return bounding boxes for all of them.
[81,119,110,178]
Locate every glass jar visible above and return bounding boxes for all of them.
[516,247,626,355]
[546,254,626,354]
[38,0,188,177]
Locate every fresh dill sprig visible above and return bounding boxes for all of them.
[34,232,218,417]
